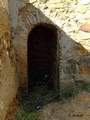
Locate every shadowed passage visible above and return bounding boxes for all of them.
[28,23,57,92]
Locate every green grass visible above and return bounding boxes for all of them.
[81,83,90,92]
[15,84,59,120]
[15,91,39,120]
[15,81,90,120]
[15,107,38,120]
[60,82,90,100]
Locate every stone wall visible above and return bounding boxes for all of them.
[1,0,90,119]
[0,0,17,119]
[11,0,90,90]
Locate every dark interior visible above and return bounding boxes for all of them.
[28,23,57,92]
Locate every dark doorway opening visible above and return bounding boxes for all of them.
[28,23,58,94]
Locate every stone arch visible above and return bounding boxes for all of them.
[14,4,61,91]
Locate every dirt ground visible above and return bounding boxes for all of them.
[39,91,90,120]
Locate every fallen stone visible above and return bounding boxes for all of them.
[80,24,90,32]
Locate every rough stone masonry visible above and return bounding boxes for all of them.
[0,0,90,119]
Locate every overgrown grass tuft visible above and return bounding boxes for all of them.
[15,85,58,120]
[15,107,38,120]
[15,82,90,120]
[14,89,39,120]
[60,82,90,100]
[81,83,90,92]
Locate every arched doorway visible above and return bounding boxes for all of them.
[28,23,58,93]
